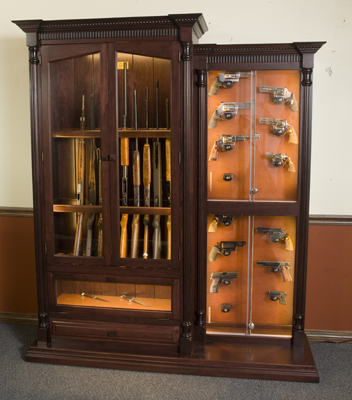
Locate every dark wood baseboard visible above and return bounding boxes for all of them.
[0,312,38,325]
[25,334,319,382]
[0,207,33,218]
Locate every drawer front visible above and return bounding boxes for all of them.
[51,319,180,345]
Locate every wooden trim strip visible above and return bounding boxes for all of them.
[309,215,352,225]
[0,207,34,218]
[306,329,352,343]
[0,312,38,325]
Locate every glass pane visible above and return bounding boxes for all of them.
[206,215,249,335]
[250,216,295,337]
[56,280,172,312]
[54,212,103,257]
[117,52,172,260]
[207,70,300,202]
[50,53,103,258]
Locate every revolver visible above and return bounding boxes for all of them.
[256,227,294,251]
[210,271,238,293]
[268,290,287,305]
[256,260,292,282]
[209,241,246,262]
[259,117,298,144]
[208,102,252,129]
[209,134,260,161]
[209,71,252,96]
[259,86,298,112]
[265,153,295,172]
[208,215,235,232]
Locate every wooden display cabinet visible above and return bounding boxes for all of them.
[14,14,324,382]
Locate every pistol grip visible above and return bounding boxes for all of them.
[208,110,219,129]
[284,235,294,251]
[210,278,220,293]
[209,246,219,262]
[288,127,299,144]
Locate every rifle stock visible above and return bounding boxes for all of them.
[143,142,151,259]
[165,138,171,260]
[96,148,103,257]
[120,214,128,258]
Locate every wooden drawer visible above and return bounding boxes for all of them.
[51,319,180,345]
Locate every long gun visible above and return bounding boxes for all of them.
[165,138,171,260]
[131,90,140,258]
[86,79,97,256]
[209,134,260,161]
[210,271,238,293]
[259,86,298,112]
[208,102,252,129]
[209,71,251,96]
[120,62,129,257]
[259,117,298,144]
[256,227,294,251]
[265,152,295,172]
[152,140,162,259]
[143,90,151,259]
[256,260,292,282]
[96,147,103,257]
[209,241,246,262]
[208,215,235,232]
[268,290,287,305]
[73,95,86,256]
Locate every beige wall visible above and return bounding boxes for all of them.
[0,0,352,214]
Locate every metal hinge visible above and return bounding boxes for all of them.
[179,248,181,261]
[44,243,47,254]
[179,151,181,164]
[41,151,44,162]
[178,51,181,63]
[38,54,42,65]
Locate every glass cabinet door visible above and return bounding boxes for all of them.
[115,50,174,262]
[207,70,300,202]
[44,46,109,261]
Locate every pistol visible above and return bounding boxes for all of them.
[265,153,295,172]
[256,260,292,282]
[210,271,238,293]
[208,102,252,129]
[209,241,246,262]
[209,134,260,161]
[259,86,298,112]
[208,215,235,232]
[256,227,293,251]
[259,117,298,144]
[268,290,287,305]
[209,71,251,96]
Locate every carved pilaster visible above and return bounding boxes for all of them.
[195,310,206,328]
[294,314,304,331]
[302,68,313,86]
[38,312,48,329]
[196,69,206,87]
[182,42,192,61]
[29,46,40,65]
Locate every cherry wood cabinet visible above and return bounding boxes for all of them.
[14,14,324,382]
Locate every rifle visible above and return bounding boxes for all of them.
[209,71,251,96]
[209,134,260,161]
[259,117,298,144]
[96,147,103,257]
[143,88,151,259]
[265,153,295,172]
[165,138,171,260]
[131,90,140,258]
[256,260,292,282]
[152,140,162,259]
[208,102,252,129]
[73,95,86,256]
[256,227,294,251]
[86,79,97,257]
[259,86,298,112]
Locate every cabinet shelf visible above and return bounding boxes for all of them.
[118,129,171,138]
[52,129,102,138]
[53,205,102,213]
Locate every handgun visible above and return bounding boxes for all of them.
[209,71,252,96]
[210,271,238,293]
[208,102,252,129]
[259,117,298,144]
[256,227,294,251]
[209,241,246,262]
[209,134,260,161]
[265,153,295,172]
[256,260,292,282]
[268,290,287,305]
[259,86,298,112]
[208,215,235,232]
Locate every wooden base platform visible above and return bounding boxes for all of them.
[25,334,319,383]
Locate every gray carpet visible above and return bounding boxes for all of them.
[0,322,351,400]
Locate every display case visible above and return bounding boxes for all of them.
[14,14,324,382]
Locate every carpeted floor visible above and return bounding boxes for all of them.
[0,322,351,400]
